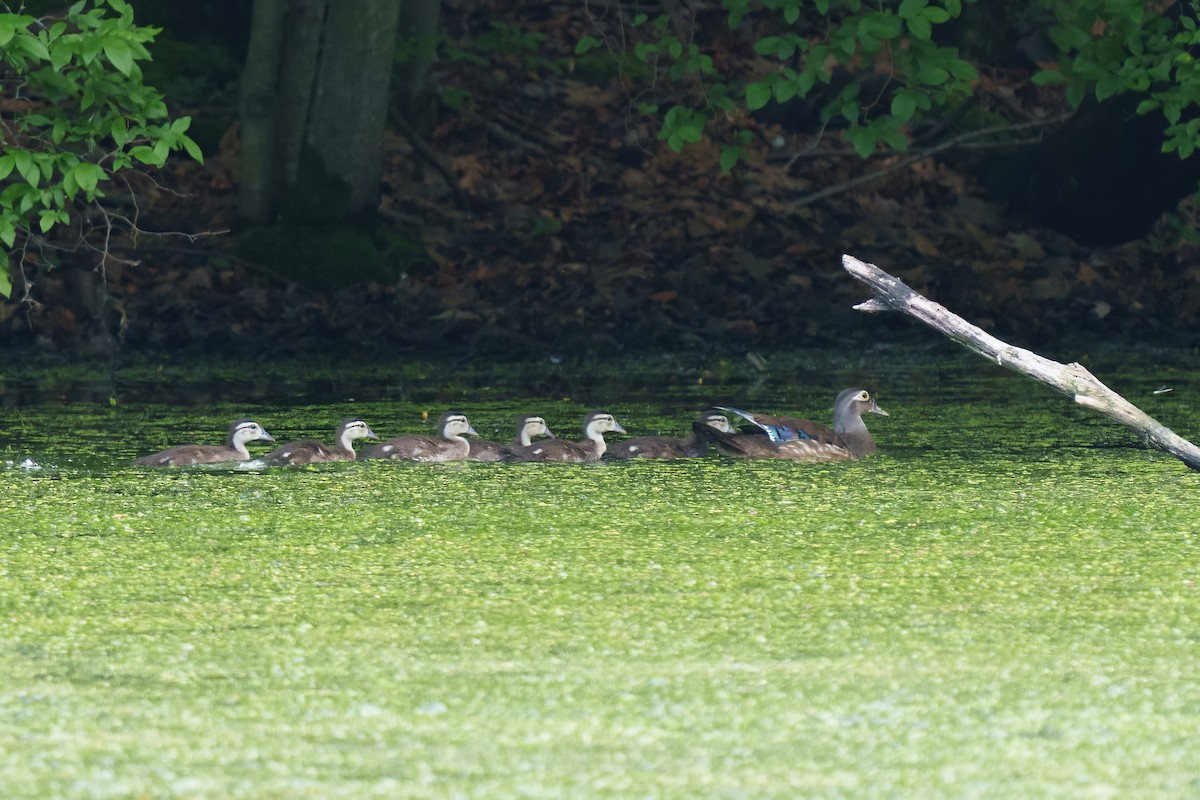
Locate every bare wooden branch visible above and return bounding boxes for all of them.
[842,253,1200,472]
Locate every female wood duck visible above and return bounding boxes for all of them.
[606,409,735,459]
[698,389,888,461]
[508,410,626,462]
[135,419,275,466]
[359,411,478,461]
[260,418,378,466]
[468,415,554,461]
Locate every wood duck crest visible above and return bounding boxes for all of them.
[468,415,554,462]
[261,418,378,466]
[607,409,734,459]
[508,410,625,462]
[360,411,478,462]
[700,389,888,461]
[135,419,274,466]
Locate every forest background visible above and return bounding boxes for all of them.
[3,0,1200,361]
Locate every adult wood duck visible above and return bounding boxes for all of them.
[507,410,626,462]
[698,389,888,461]
[468,415,554,462]
[606,409,735,459]
[260,418,378,466]
[359,411,478,461]
[135,419,275,466]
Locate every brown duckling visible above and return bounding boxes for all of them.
[698,389,888,462]
[468,415,554,462]
[260,418,378,466]
[135,419,275,466]
[606,409,735,459]
[359,411,478,462]
[508,410,626,463]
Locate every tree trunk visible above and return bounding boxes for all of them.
[238,0,405,225]
[238,0,286,224]
[393,0,443,119]
[276,0,327,189]
[288,0,402,222]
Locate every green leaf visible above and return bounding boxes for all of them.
[128,145,160,166]
[103,36,133,75]
[1031,69,1066,85]
[859,12,903,40]
[949,60,979,81]
[62,168,78,197]
[14,150,37,187]
[182,136,204,164]
[755,36,795,59]
[0,265,11,298]
[1048,23,1090,52]
[923,7,950,23]
[746,81,773,110]
[574,36,602,55]
[916,65,949,85]
[0,153,13,182]
[1094,72,1119,101]
[12,32,50,61]
[719,146,740,173]
[1066,80,1086,108]
[0,13,35,47]
[847,126,876,158]
[891,92,918,121]
[1136,99,1160,115]
[110,117,127,147]
[906,14,932,40]
[775,77,799,104]
[898,0,928,20]
[71,163,106,194]
[881,124,908,151]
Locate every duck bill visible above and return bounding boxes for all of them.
[869,402,889,417]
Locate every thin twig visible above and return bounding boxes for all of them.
[792,113,1071,207]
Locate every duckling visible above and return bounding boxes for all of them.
[359,411,478,461]
[260,418,378,466]
[468,415,555,462]
[508,410,626,462]
[698,389,888,461]
[606,409,735,459]
[135,419,274,466]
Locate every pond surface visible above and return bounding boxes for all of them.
[1,342,1198,798]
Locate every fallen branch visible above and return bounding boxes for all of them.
[842,253,1200,472]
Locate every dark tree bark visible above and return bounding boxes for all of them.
[238,0,288,224]
[238,0,408,225]
[394,0,443,119]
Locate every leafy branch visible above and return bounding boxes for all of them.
[0,0,202,298]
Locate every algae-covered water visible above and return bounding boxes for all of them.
[1,344,1199,798]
